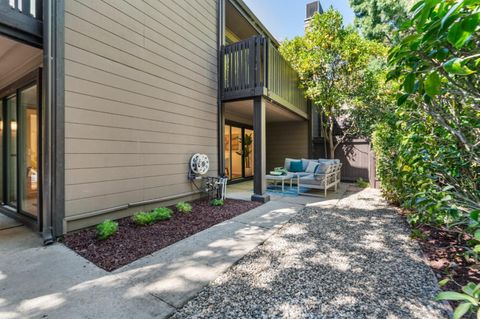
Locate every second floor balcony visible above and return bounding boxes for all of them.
[222,36,308,118]
[0,0,43,47]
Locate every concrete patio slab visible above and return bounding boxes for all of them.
[0,213,22,231]
[226,181,348,207]
[0,226,42,255]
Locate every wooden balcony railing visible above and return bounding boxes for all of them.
[5,0,42,18]
[0,0,43,47]
[222,36,308,117]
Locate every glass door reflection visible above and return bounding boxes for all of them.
[0,82,39,219]
[19,85,38,217]
[224,123,254,181]
[243,129,254,178]
[230,126,243,180]
[6,95,17,208]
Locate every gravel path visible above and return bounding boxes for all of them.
[173,188,449,319]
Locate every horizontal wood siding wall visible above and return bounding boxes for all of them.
[64,0,218,228]
[266,121,308,171]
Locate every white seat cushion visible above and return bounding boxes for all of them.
[293,172,311,177]
[300,174,325,185]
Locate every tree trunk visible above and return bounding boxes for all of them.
[328,115,335,159]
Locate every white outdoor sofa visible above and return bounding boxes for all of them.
[283,158,342,197]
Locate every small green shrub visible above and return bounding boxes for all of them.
[211,199,224,206]
[409,229,427,240]
[152,207,173,221]
[132,208,172,226]
[96,219,118,240]
[356,178,369,188]
[176,202,193,214]
[132,212,157,226]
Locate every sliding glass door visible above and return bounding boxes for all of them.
[224,123,254,181]
[6,95,17,208]
[19,85,39,216]
[0,80,40,220]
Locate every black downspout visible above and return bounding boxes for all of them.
[41,0,53,245]
[217,0,225,177]
[41,0,65,244]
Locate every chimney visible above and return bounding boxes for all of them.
[305,1,323,29]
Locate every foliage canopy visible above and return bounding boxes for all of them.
[281,9,389,158]
[349,0,414,43]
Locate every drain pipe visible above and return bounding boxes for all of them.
[41,0,54,245]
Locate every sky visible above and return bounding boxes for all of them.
[242,0,355,41]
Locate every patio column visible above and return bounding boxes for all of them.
[252,96,270,203]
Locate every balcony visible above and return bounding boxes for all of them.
[0,0,43,47]
[222,36,308,118]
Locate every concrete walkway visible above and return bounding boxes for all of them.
[1,186,327,319]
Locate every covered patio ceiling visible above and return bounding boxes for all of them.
[0,34,42,90]
[224,99,305,125]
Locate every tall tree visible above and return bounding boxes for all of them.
[349,0,414,43]
[280,9,387,158]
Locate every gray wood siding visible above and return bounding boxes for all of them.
[266,122,309,171]
[64,0,218,222]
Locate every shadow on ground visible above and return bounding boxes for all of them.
[173,188,449,319]
[0,187,447,319]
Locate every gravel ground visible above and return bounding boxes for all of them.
[173,188,449,319]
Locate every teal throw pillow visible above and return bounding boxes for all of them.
[290,160,303,172]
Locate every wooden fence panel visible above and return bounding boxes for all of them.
[312,137,379,188]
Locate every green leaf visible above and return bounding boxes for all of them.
[436,291,478,305]
[398,94,410,106]
[448,22,472,49]
[417,0,435,30]
[404,73,416,93]
[424,72,441,96]
[475,230,480,241]
[473,245,480,253]
[435,47,449,60]
[463,283,478,295]
[471,210,480,222]
[444,58,475,75]
[439,278,450,287]
[386,69,400,82]
[400,20,413,30]
[461,13,480,32]
[454,303,472,319]
[411,1,425,14]
[441,1,463,29]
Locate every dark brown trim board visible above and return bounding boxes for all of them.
[41,0,65,242]
[217,0,226,177]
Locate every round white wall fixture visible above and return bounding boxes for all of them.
[190,153,210,175]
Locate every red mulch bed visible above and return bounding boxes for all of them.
[415,225,480,289]
[63,198,262,271]
[413,224,480,314]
